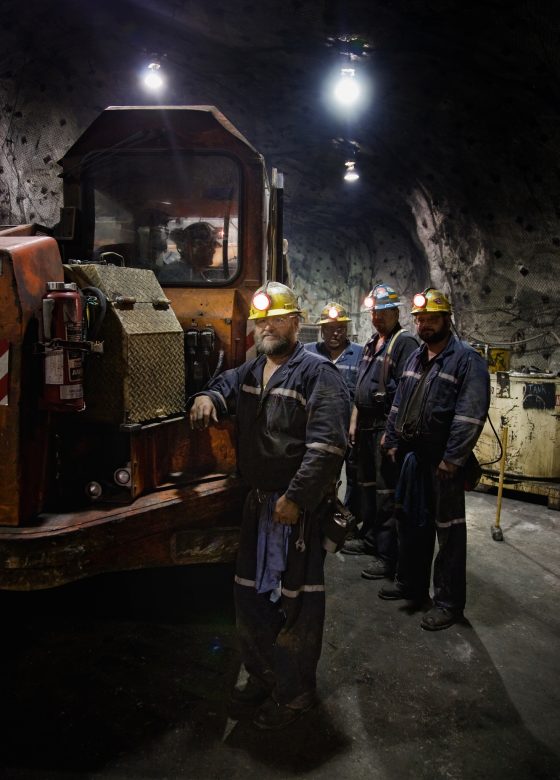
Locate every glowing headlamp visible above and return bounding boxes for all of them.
[252,291,271,311]
[363,295,374,310]
[328,305,339,319]
[413,293,427,309]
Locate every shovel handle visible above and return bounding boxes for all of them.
[495,426,509,528]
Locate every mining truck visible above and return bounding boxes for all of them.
[0,105,285,590]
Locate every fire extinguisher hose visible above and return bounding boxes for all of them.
[81,286,107,340]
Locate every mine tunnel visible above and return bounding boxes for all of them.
[0,1,558,777]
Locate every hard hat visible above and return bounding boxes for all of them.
[362,283,401,311]
[411,288,452,314]
[316,302,351,325]
[248,281,301,320]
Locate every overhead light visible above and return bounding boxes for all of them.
[334,68,361,105]
[144,61,164,90]
[344,160,359,182]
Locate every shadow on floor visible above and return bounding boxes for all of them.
[0,565,240,775]
[0,564,351,777]
[323,552,560,780]
[352,619,560,779]
[0,534,558,778]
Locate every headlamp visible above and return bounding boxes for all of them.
[252,291,271,311]
[328,306,339,319]
[413,293,427,309]
[363,295,374,310]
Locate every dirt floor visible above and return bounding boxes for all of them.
[0,489,559,779]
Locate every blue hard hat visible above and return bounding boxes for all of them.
[362,284,402,311]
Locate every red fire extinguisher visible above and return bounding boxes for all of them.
[42,281,86,412]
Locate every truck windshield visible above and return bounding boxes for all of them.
[88,152,241,285]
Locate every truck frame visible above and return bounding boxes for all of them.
[0,105,284,590]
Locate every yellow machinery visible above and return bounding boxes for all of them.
[0,106,285,589]
[476,371,560,509]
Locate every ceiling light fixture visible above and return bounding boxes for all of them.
[143,60,164,90]
[334,67,361,105]
[344,160,359,182]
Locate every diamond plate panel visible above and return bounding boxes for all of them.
[126,333,185,423]
[66,265,185,423]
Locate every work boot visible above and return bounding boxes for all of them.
[420,606,462,632]
[341,538,375,556]
[253,694,317,730]
[378,584,430,607]
[378,584,410,600]
[361,558,394,580]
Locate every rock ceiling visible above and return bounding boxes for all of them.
[1,0,559,365]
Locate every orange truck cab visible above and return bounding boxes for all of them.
[0,105,285,590]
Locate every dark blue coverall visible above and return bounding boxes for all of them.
[305,340,363,399]
[305,339,363,516]
[201,342,350,706]
[384,336,490,610]
[353,326,418,566]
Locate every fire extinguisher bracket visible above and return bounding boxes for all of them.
[35,339,104,355]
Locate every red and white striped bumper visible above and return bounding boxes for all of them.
[0,339,9,405]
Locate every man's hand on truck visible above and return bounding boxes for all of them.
[190,395,218,430]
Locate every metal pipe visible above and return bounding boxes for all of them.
[276,172,285,284]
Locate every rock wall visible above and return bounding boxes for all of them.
[0,0,558,372]
[286,213,427,344]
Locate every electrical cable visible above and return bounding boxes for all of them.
[466,331,557,347]
[205,350,224,387]
[479,413,503,467]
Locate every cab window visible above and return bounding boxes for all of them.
[88,152,241,285]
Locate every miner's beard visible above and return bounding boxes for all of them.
[255,331,294,356]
